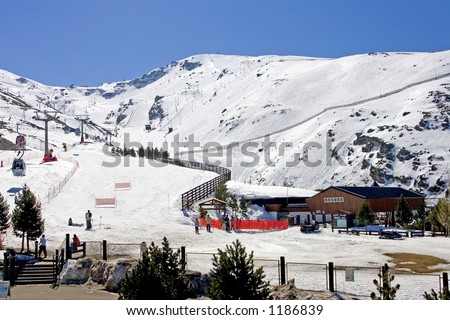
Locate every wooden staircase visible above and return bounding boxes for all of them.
[14,260,57,285]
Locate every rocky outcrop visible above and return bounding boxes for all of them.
[59,257,136,292]
[60,258,94,284]
[105,260,135,292]
[58,259,369,299]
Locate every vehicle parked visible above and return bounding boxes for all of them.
[379,230,404,240]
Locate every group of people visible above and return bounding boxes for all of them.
[194,213,236,234]
[38,210,92,259]
[221,214,235,232]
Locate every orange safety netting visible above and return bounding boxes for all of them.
[199,218,288,231]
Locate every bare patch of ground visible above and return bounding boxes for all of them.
[385,253,449,273]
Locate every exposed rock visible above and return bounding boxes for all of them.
[180,60,202,71]
[148,97,166,121]
[361,159,370,170]
[353,134,394,160]
[269,279,366,300]
[90,259,110,284]
[16,77,29,84]
[105,259,136,292]
[370,165,393,184]
[129,68,168,89]
[60,258,94,285]
[57,259,368,299]
[186,270,209,297]
[397,147,414,161]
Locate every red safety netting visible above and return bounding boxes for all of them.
[199,218,288,231]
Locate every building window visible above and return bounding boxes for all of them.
[324,197,344,203]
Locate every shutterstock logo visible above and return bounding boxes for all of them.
[101,133,347,168]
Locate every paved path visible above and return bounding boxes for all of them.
[9,284,119,300]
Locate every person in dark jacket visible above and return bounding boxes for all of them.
[85,210,93,230]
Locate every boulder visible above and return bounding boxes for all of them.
[105,259,136,292]
[60,258,94,284]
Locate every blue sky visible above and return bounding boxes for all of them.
[1,0,449,87]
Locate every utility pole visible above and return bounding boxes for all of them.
[105,130,113,146]
[34,111,59,155]
[75,114,90,143]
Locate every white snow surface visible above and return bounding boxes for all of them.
[227,180,318,198]
[1,51,450,299]
[0,142,448,299]
[1,51,450,196]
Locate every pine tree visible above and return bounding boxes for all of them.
[215,183,229,201]
[395,194,413,226]
[130,148,136,157]
[11,184,45,252]
[138,146,145,158]
[0,192,10,233]
[356,201,376,227]
[123,147,129,156]
[145,146,151,159]
[428,198,450,237]
[154,147,161,158]
[208,240,271,300]
[227,193,238,213]
[119,237,193,300]
[416,199,427,234]
[370,263,400,300]
[423,287,450,300]
[239,197,251,213]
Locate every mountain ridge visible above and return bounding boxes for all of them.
[1,50,449,197]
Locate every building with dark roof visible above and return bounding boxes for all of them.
[306,185,424,216]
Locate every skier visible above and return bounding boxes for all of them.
[62,143,67,152]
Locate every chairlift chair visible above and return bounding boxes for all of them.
[15,135,26,149]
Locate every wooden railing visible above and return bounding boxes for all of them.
[155,158,231,211]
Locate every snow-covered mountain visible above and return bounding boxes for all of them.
[1,51,449,196]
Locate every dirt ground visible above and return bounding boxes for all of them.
[9,284,119,300]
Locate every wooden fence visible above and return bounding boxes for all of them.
[176,159,231,211]
[141,156,231,210]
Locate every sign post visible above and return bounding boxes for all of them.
[345,268,355,282]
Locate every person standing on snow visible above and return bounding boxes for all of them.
[205,214,212,232]
[194,218,200,234]
[38,234,47,259]
[85,210,93,230]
